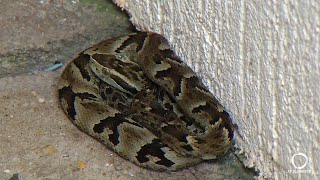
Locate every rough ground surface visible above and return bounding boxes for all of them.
[0,0,256,179]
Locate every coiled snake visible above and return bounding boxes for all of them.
[58,32,233,171]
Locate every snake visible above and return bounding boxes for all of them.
[57,32,233,171]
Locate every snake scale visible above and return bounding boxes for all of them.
[58,32,233,171]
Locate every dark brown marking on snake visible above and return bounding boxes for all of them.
[192,103,221,125]
[192,103,210,114]
[149,107,169,117]
[111,92,126,103]
[58,86,77,120]
[115,33,148,53]
[100,85,114,100]
[195,138,205,144]
[156,89,166,101]
[136,139,175,167]
[93,115,123,145]
[210,111,223,126]
[110,74,138,94]
[117,103,129,112]
[161,125,188,143]
[163,102,174,111]
[92,54,144,84]
[102,86,114,94]
[153,54,163,64]
[181,144,194,151]
[219,111,234,139]
[140,112,149,117]
[180,116,196,127]
[165,91,176,104]
[93,114,143,145]
[92,54,115,64]
[73,53,91,81]
[59,86,97,120]
[159,49,183,63]
[185,76,210,94]
[92,54,133,78]
[154,67,182,97]
[76,92,98,101]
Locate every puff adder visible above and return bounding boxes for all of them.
[58,32,233,171]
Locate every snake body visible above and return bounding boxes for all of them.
[58,32,233,171]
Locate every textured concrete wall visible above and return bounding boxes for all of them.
[114,0,320,179]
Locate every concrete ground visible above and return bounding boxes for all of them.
[0,0,256,179]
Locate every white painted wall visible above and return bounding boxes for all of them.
[114,0,320,179]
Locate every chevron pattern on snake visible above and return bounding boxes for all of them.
[58,32,233,171]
